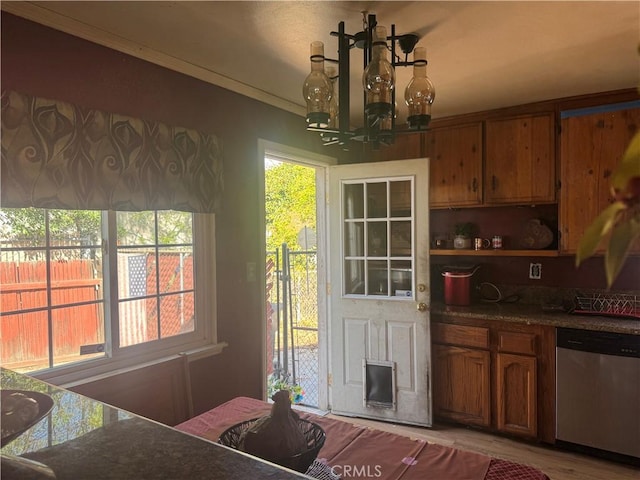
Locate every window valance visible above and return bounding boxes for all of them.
[1,90,223,213]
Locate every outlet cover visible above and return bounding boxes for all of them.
[529,263,542,280]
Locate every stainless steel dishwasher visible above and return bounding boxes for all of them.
[556,327,640,465]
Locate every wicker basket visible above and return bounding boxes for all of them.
[218,417,326,473]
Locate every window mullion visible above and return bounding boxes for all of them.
[154,212,161,340]
[45,210,54,369]
[103,211,119,355]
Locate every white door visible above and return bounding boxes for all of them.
[328,157,431,426]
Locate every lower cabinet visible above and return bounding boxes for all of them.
[432,316,554,443]
[495,352,537,437]
[433,344,491,427]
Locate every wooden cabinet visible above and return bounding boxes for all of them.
[496,353,537,437]
[433,344,491,426]
[495,330,538,438]
[432,323,491,426]
[485,113,556,205]
[559,104,640,253]
[424,123,483,207]
[432,317,555,443]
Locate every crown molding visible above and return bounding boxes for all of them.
[1,2,306,117]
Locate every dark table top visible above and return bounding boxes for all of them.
[0,369,308,479]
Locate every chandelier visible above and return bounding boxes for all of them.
[303,13,435,150]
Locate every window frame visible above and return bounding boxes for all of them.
[5,210,222,387]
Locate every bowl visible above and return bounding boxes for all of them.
[218,417,325,473]
[1,389,54,447]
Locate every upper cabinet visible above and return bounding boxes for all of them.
[484,113,556,205]
[425,122,483,208]
[559,103,640,253]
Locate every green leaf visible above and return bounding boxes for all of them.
[605,217,640,287]
[575,202,626,266]
[611,131,640,192]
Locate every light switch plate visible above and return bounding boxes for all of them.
[246,262,257,282]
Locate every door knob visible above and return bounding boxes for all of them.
[417,302,427,312]
[418,284,426,292]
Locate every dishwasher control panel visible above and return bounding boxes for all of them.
[556,327,639,358]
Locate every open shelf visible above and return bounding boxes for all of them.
[430,249,559,257]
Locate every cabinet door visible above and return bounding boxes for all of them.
[485,113,556,205]
[495,352,537,438]
[425,123,483,207]
[432,344,491,427]
[559,106,640,253]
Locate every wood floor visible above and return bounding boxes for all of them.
[326,414,639,480]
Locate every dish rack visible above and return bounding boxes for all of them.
[574,293,640,319]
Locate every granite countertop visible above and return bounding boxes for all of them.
[0,369,309,480]
[431,302,640,335]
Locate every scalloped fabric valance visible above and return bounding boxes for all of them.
[1,90,223,213]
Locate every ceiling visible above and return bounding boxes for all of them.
[3,1,639,127]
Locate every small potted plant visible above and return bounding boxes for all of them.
[267,371,305,404]
[453,222,474,249]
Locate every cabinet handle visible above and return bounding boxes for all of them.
[492,175,497,191]
[472,178,477,192]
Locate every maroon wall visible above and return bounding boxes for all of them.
[430,205,640,303]
[0,12,338,414]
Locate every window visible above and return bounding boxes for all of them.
[0,208,217,382]
[342,178,414,298]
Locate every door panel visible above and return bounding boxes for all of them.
[388,321,416,391]
[343,317,370,385]
[329,157,431,426]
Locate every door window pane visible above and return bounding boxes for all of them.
[367,221,388,256]
[390,221,412,257]
[341,178,414,298]
[390,180,412,217]
[367,260,388,295]
[367,182,387,218]
[344,222,364,257]
[391,261,412,297]
[343,183,364,219]
[344,259,364,295]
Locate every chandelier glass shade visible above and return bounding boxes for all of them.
[405,47,436,130]
[302,41,333,129]
[304,13,435,150]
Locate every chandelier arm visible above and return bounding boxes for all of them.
[364,13,376,140]
[331,30,358,51]
[390,23,397,142]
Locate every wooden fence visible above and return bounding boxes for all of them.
[0,259,103,368]
[1,253,194,369]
